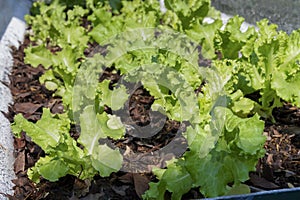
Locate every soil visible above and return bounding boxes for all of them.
[3,32,300,200]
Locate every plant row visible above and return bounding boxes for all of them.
[11,0,300,199]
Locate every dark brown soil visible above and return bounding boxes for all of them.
[4,33,300,200]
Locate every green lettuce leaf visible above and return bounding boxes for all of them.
[24,46,53,68]
[97,80,129,111]
[28,133,98,182]
[143,161,193,200]
[186,19,223,59]
[11,108,70,151]
[78,105,123,176]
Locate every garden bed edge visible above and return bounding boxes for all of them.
[0,17,27,200]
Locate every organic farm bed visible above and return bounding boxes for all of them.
[4,0,300,199]
[5,33,300,200]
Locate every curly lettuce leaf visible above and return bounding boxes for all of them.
[97,80,129,111]
[164,0,210,30]
[272,30,300,106]
[78,105,123,176]
[11,108,70,151]
[186,19,223,59]
[143,162,193,200]
[28,133,97,182]
[218,16,257,59]
[24,45,53,68]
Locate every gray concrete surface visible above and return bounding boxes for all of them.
[0,0,32,38]
[0,17,27,199]
[212,0,300,34]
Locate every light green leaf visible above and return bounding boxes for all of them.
[24,46,53,68]
[12,108,70,151]
[272,71,300,106]
[237,114,266,154]
[98,80,129,110]
[106,114,124,130]
[184,125,218,158]
[186,19,223,59]
[58,25,89,50]
[51,46,80,74]
[216,107,265,154]
[97,113,125,139]
[144,161,192,200]
[231,97,255,116]
[91,144,123,177]
[79,106,123,176]
[219,16,256,59]
[37,157,69,182]
[78,105,105,155]
[271,30,300,106]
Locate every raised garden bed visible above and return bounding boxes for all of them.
[2,0,300,199]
